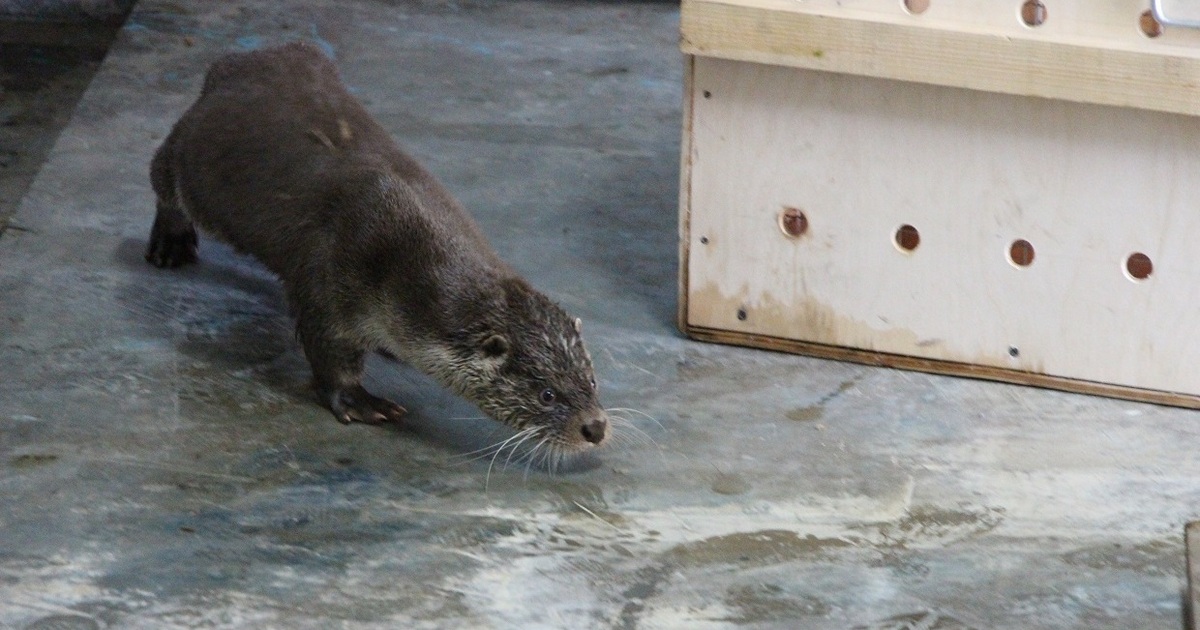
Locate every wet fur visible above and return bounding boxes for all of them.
[146,42,607,452]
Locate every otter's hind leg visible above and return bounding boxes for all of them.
[296,317,407,425]
[145,142,198,268]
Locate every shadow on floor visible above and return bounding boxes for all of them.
[0,15,129,233]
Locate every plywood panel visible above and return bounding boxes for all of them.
[682,0,1200,116]
[682,56,1200,398]
[686,326,1200,409]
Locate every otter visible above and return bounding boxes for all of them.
[145,42,609,454]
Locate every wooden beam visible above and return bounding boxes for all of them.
[677,54,696,334]
[681,0,1200,116]
[685,325,1200,409]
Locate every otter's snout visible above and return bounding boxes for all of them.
[580,417,608,445]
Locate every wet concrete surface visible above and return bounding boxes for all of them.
[2,1,1200,628]
[0,36,113,233]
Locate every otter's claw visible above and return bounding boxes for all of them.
[330,385,407,425]
[145,219,198,268]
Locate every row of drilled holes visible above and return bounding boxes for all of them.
[903,0,1164,38]
[893,224,1153,281]
[773,208,1154,282]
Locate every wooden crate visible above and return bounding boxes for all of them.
[678,0,1200,406]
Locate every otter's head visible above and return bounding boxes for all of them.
[444,278,609,456]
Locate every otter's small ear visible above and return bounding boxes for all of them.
[574,318,582,333]
[481,334,509,358]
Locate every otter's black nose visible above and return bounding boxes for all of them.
[580,418,608,445]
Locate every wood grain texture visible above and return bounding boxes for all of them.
[677,54,696,333]
[680,56,1200,403]
[685,325,1200,410]
[682,0,1200,116]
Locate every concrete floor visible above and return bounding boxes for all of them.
[1,34,114,233]
[2,1,1199,628]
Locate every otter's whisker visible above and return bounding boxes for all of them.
[606,426,641,450]
[606,415,671,469]
[523,436,553,480]
[604,414,654,445]
[607,416,660,450]
[449,443,505,463]
[600,347,661,381]
[447,423,522,463]
[573,500,623,532]
[548,444,566,477]
[449,449,504,466]
[450,432,525,463]
[484,434,523,489]
[548,448,563,475]
[485,427,539,491]
[606,407,665,432]
[533,438,564,478]
[502,428,543,471]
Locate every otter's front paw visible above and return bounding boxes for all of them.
[329,385,407,425]
[145,223,198,268]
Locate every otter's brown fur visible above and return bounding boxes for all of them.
[145,42,608,452]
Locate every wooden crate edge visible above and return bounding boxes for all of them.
[681,0,1200,117]
[682,325,1200,410]
[676,54,696,335]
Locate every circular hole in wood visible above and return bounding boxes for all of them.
[736,308,748,321]
[703,90,712,99]
[699,235,709,245]
[1139,10,1163,38]
[894,224,920,252]
[1008,239,1035,267]
[903,0,930,15]
[779,207,808,238]
[1020,0,1046,26]
[1126,252,1153,280]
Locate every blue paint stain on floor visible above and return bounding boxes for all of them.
[420,33,495,57]
[235,35,263,51]
[308,24,336,59]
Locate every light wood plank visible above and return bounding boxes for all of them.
[681,57,1200,399]
[685,325,1200,409]
[678,54,696,332]
[682,0,1200,116]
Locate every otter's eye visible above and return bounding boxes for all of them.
[589,378,597,390]
[539,388,556,405]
